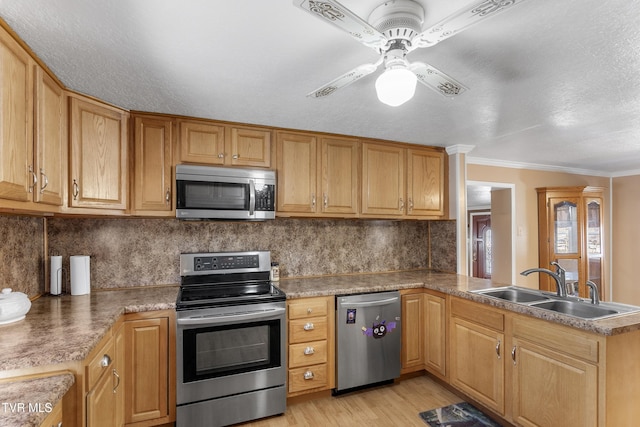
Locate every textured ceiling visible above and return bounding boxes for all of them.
[2,0,640,176]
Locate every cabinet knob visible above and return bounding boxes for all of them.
[307,308,313,314]
[303,322,315,331]
[303,370,314,380]
[232,154,239,159]
[217,153,225,158]
[304,346,315,355]
[100,354,112,368]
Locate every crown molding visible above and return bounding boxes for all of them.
[465,156,624,177]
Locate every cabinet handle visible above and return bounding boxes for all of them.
[165,188,171,204]
[303,370,314,380]
[39,168,49,193]
[100,354,112,368]
[232,154,239,159]
[511,346,517,365]
[323,193,328,208]
[303,322,315,331]
[307,307,313,314]
[28,165,37,193]
[408,198,414,212]
[496,340,501,359]
[217,153,224,158]
[72,179,79,200]
[304,346,315,355]
[311,193,316,209]
[399,198,405,211]
[113,368,120,393]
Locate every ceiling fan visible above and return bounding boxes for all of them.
[295,0,528,106]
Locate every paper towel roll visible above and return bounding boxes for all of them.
[70,255,91,295]
[50,256,62,295]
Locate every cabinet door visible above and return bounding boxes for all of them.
[86,367,117,427]
[133,116,173,214]
[406,149,444,217]
[124,316,170,424]
[512,337,597,427]
[320,137,359,216]
[276,132,318,214]
[229,126,271,167]
[361,142,405,216]
[34,67,65,206]
[179,120,225,164]
[424,292,446,378]
[0,27,33,202]
[401,293,424,372]
[585,197,604,299]
[450,316,504,414]
[69,95,128,209]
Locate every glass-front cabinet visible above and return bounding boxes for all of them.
[536,187,605,299]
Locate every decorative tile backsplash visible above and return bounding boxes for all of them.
[1,214,456,297]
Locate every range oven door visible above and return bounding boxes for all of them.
[176,301,286,405]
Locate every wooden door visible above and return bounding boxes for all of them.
[179,120,225,164]
[320,137,359,216]
[424,292,446,378]
[406,149,444,217]
[361,142,405,216]
[450,317,504,414]
[133,116,173,214]
[472,214,492,279]
[401,293,424,372]
[512,337,597,427]
[276,132,317,214]
[69,95,128,209]
[34,67,65,206]
[229,126,271,167]
[125,316,170,424]
[0,27,33,202]
[86,368,116,427]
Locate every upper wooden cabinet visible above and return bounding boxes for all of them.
[537,186,605,299]
[276,131,359,217]
[0,26,66,210]
[69,94,129,210]
[362,141,445,219]
[179,120,271,168]
[132,115,174,215]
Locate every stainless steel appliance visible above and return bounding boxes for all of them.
[176,251,286,427]
[176,165,276,220]
[335,291,401,392]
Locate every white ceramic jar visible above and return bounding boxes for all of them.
[0,288,32,325]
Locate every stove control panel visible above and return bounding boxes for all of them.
[181,251,270,275]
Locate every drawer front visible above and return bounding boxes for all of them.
[288,297,329,320]
[86,337,115,390]
[289,317,328,343]
[289,340,328,368]
[451,297,504,331]
[288,364,328,393]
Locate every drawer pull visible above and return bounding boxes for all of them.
[496,340,501,359]
[303,370,314,380]
[304,346,315,355]
[511,346,517,365]
[307,307,313,314]
[100,354,112,368]
[303,322,315,331]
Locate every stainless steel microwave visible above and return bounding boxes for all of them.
[175,165,276,220]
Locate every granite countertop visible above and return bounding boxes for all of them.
[0,372,74,427]
[277,270,640,336]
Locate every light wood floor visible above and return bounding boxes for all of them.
[241,374,463,427]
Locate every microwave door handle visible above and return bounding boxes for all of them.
[249,179,256,216]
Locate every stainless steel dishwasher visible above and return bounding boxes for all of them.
[335,291,401,393]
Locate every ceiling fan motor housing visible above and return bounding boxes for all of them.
[368,0,425,44]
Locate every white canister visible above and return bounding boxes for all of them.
[70,255,91,295]
[50,256,63,295]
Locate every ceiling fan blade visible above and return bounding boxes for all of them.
[410,62,468,98]
[307,62,380,98]
[413,0,528,47]
[294,0,388,49]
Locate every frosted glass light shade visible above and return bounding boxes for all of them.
[375,68,417,107]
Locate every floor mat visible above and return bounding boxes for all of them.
[419,402,502,427]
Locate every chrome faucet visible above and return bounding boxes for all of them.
[521,264,567,298]
[586,281,600,305]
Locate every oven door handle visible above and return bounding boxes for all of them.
[177,307,285,326]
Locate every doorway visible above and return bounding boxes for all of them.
[472,214,492,279]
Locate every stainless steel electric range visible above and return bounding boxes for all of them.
[176,251,286,427]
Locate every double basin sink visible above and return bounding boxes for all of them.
[472,286,640,320]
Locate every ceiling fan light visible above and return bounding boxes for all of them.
[375,67,417,107]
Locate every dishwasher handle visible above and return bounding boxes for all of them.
[339,296,399,308]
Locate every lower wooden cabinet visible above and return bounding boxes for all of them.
[123,310,176,426]
[286,296,335,396]
[423,291,447,379]
[401,290,424,373]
